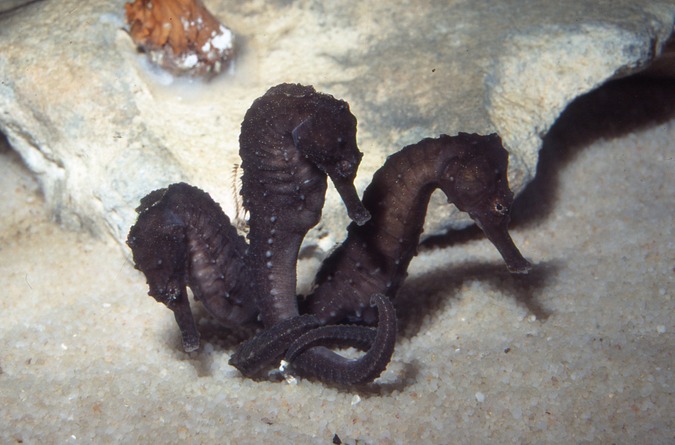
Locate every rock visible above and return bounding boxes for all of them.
[0,0,673,255]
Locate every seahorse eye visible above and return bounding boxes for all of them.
[493,201,508,216]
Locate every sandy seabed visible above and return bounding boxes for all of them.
[1,78,673,444]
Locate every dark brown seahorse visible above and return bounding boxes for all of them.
[127,182,256,352]
[302,132,530,326]
[286,133,530,381]
[229,84,398,383]
[238,83,370,328]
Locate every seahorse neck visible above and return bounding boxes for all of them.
[358,138,451,266]
[247,221,305,327]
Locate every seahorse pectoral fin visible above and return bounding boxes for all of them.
[473,215,531,274]
[291,118,310,148]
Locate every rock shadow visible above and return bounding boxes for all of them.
[512,73,675,227]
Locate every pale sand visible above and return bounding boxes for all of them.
[1,77,673,444]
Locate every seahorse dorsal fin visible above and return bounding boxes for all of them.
[292,118,312,148]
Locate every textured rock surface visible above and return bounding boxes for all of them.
[0,0,673,253]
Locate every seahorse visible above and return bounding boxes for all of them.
[229,84,398,383]
[127,182,255,352]
[286,133,530,381]
[238,83,370,328]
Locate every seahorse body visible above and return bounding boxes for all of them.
[239,83,369,327]
[303,133,531,325]
[127,182,257,351]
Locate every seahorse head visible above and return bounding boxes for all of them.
[127,189,189,304]
[291,96,370,225]
[438,133,531,273]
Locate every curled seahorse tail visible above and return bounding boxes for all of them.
[287,293,397,385]
[228,314,322,377]
[284,325,377,361]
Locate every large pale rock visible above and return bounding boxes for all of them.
[0,0,673,253]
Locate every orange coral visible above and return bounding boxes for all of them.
[125,0,235,77]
